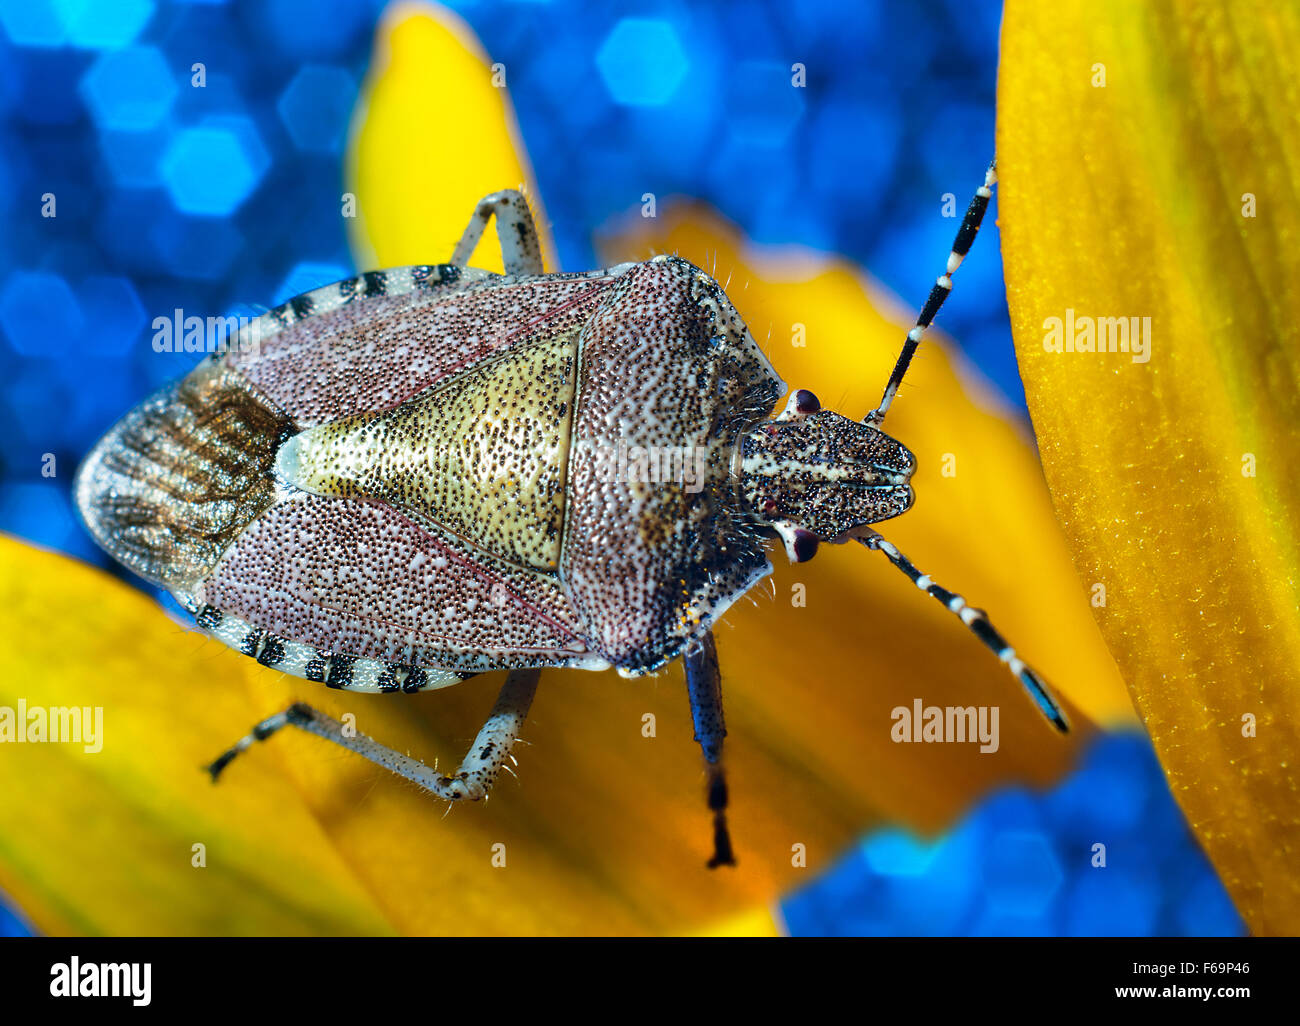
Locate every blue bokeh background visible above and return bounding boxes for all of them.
[0,0,1243,936]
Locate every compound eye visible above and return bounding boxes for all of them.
[791,528,819,563]
[794,389,821,415]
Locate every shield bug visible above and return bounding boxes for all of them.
[76,170,1066,869]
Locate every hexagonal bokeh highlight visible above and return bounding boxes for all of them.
[150,214,244,281]
[1066,868,1160,936]
[982,830,1064,916]
[77,275,147,356]
[258,0,371,60]
[160,118,269,216]
[98,126,170,188]
[277,64,356,154]
[62,0,155,49]
[0,0,67,47]
[0,270,84,356]
[595,18,688,107]
[79,45,177,131]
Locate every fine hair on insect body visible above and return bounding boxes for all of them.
[75,164,1067,870]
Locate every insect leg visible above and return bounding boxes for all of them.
[450,189,545,275]
[205,668,542,801]
[855,530,1070,732]
[684,631,736,868]
[867,160,997,427]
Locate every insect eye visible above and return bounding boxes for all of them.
[791,528,819,563]
[794,389,821,414]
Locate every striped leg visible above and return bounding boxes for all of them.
[856,530,1069,731]
[684,631,736,868]
[867,160,997,426]
[206,668,542,801]
[451,189,545,275]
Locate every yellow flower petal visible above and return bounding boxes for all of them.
[0,536,394,936]
[697,904,784,938]
[347,1,556,273]
[999,0,1300,934]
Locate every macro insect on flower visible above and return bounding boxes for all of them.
[75,165,1067,869]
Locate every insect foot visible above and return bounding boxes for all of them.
[438,771,486,802]
[705,766,735,869]
[205,670,541,804]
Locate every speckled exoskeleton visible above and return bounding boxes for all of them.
[76,170,1066,868]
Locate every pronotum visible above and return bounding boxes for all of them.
[75,166,1066,868]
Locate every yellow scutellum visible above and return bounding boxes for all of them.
[1000,0,1300,935]
[0,3,1137,938]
